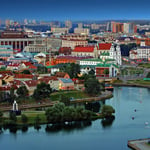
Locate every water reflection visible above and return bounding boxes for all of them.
[101,116,115,128]
[45,121,92,133]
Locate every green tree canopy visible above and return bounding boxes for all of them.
[101,105,115,118]
[45,103,92,123]
[84,77,101,95]
[60,63,80,78]
[37,66,48,74]
[21,114,28,124]
[21,70,31,74]
[33,82,52,100]
[0,110,3,122]
[16,86,28,99]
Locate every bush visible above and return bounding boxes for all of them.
[21,114,28,124]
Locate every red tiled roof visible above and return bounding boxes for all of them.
[24,80,38,87]
[14,74,33,79]
[7,63,20,67]
[29,65,37,69]
[0,71,14,76]
[9,80,23,86]
[22,62,32,66]
[55,72,69,78]
[98,43,112,50]
[73,46,94,52]
[38,76,58,83]
[0,85,17,91]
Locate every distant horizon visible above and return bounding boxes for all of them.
[1,19,150,23]
[1,0,150,22]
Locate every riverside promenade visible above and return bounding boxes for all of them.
[128,138,150,150]
[0,91,113,112]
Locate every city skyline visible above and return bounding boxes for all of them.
[1,0,150,21]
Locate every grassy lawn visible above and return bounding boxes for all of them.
[50,90,90,101]
[127,79,150,85]
[112,79,123,84]
[17,111,47,125]
[120,67,144,76]
[138,63,150,68]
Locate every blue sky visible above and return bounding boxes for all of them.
[1,0,150,21]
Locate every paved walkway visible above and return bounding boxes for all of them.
[128,138,150,150]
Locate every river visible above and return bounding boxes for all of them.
[1,87,150,150]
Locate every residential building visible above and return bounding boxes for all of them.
[129,42,150,60]
[96,63,119,78]
[62,39,88,49]
[0,45,13,60]
[74,28,90,35]
[58,78,74,90]
[51,27,69,34]
[65,20,72,29]
[72,46,96,57]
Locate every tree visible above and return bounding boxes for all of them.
[88,69,95,76]
[45,103,65,123]
[0,110,3,122]
[60,63,80,78]
[9,87,16,103]
[103,69,109,75]
[33,82,52,100]
[21,70,31,74]
[60,94,70,106]
[9,112,17,122]
[84,77,101,95]
[34,115,41,125]
[101,105,115,118]
[16,86,28,99]
[37,66,48,74]
[21,114,28,124]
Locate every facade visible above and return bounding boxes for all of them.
[129,41,150,60]
[62,39,88,49]
[117,37,136,44]
[111,22,137,33]
[51,27,69,34]
[72,43,122,65]
[130,47,150,60]
[0,38,34,50]
[72,46,96,57]
[96,63,119,78]
[74,28,90,35]
[58,78,74,90]
[1,30,27,38]
[61,34,88,40]
[0,45,13,60]
[109,43,122,65]
[65,20,72,29]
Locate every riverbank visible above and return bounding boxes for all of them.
[0,91,113,112]
[112,83,150,88]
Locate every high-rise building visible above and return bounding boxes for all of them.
[5,20,10,28]
[32,19,36,24]
[24,19,28,25]
[65,20,72,29]
[78,23,83,28]
[111,21,137,33]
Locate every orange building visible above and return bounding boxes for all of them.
[46,57,76,66]
[136,38,150,46]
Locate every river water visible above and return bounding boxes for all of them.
[1,87,150,150]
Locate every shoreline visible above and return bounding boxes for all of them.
[112,83,150,89]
